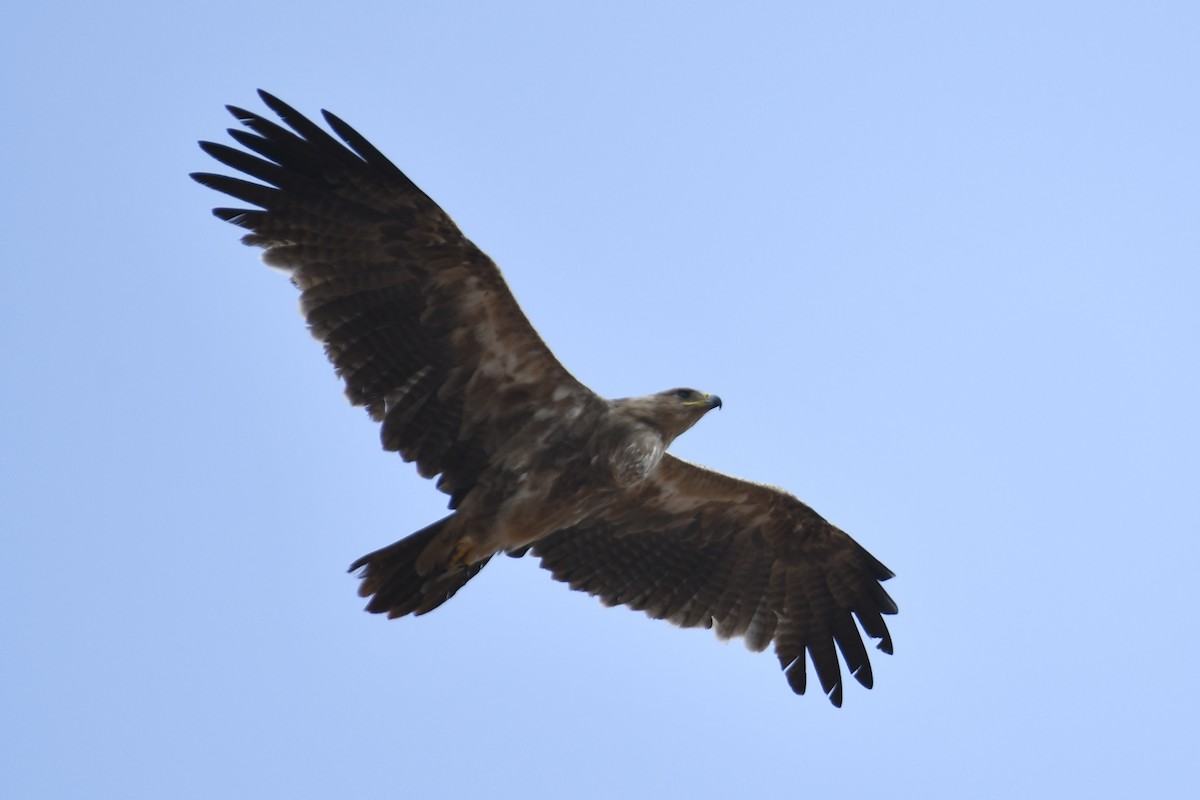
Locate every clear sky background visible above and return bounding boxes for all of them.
[4,2,1197,797]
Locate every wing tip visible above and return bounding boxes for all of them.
[225,103,258,125]
[255,89,292,120]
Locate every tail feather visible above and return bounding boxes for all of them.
[349,516,490,617]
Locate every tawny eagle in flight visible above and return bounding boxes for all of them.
[192,91,897,706]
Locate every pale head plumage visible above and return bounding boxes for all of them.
[610,388,723,445]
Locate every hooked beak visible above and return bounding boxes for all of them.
[705,393,722,410]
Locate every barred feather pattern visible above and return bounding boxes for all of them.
[534,456,896,707]
[192,90,590,508]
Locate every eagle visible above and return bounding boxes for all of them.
[192,91,897,706]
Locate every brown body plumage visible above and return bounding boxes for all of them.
[192,91,897,706]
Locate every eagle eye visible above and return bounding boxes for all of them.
[674,389,694,400]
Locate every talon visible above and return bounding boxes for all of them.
[448,539,475,569]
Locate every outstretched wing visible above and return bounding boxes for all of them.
[192,91,592,506]
[532,455,896,706]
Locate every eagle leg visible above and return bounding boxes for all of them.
[447,538,477,569]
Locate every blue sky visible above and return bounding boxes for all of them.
[4,2,1198,797]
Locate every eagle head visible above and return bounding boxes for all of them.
[613,388,722,445]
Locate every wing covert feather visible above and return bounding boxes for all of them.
[193,91,593,505]
[533,456,896,706]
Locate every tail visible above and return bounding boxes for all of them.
[348,516,491,617]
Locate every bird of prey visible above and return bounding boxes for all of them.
[192,91,897,706]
